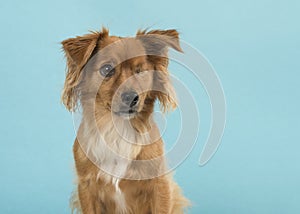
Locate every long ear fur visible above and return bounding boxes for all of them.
[137,29,182,112]
[153,64,178,112]
[61,28,109,111]
[136,29,182,54]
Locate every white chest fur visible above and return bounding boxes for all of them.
[78,114,149,212]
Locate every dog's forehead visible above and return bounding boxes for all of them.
[98,36,147,61]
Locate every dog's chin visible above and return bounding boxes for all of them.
[113,109,137,119]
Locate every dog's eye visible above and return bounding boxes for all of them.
[99,64,115,77]
[135,68,142,74]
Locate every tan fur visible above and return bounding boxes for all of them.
[62,28,190,214]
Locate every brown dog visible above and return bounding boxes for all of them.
[61,28,190,214]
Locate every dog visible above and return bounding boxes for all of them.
[61,28,190,214]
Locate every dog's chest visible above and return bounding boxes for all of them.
[84,119,146,182]
[81,118,148,213]
[92,133,142,184]
[96,176,128,213]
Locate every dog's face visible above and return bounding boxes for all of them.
[84,37,155,118]
[61,28,182,120]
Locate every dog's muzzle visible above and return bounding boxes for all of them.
[121,91,139,107]
[114,90,139,118]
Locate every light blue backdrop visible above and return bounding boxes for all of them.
[0,0,299,213]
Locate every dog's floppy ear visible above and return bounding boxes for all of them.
[136,29,182,55]
[152,66,178,112]
[137,29,182,112]
[61,28,108,111]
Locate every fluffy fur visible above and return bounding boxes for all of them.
[62,28,190,214]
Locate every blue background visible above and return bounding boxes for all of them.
[0,0,299,213]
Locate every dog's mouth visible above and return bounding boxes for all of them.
[113,109,137,118]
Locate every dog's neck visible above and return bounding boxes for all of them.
[77,108,157,178]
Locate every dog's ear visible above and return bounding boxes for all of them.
[152,66,178,112]
[137,29,181,112]
[61,28,109,111]
[136,29,182,56]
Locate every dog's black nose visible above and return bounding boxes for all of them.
[121,91,139,107]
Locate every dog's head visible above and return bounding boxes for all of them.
[61,28,182,120]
